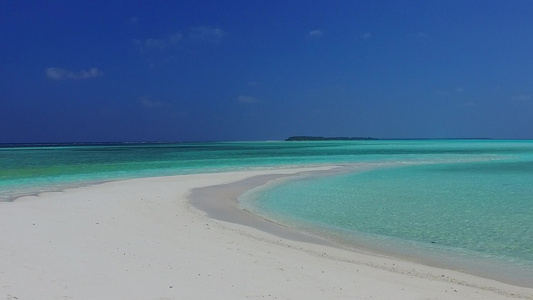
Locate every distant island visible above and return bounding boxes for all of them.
[285,136,378,141]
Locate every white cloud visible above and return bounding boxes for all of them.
[189,27,226,43]
[134,32,182,54]
[363,32,371,39]
[133,38,167,53]
[144,38,167,51]
[458,101,476,107]
[46,67,103,80]
[135,27,224,55]
[238,95,260,104]
[140,96,163,108]
[169,33,183,45]
[308,30,323,38]
[511,94,531,102]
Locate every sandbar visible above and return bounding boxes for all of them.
[1,167,531,299]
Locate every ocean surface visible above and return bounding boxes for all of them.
[1,140,532,285]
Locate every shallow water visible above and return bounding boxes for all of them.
[1,140,492,201]
[239,143,533,286]
[1,140,532,285]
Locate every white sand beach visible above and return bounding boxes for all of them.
[1,167,532,299]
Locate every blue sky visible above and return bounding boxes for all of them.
[1,1,532,142]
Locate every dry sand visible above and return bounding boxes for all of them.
[1,167,532,299]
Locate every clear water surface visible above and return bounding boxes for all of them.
[1,140,532,285]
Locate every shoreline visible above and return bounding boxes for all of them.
[191,167,533,289]
[1,167,532,299]
[190,166,353,246]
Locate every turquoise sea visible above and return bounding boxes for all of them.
[1,140,532,285]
